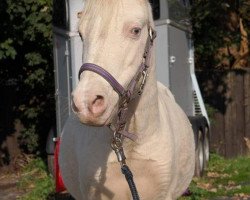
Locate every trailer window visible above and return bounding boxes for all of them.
[149,0,160,20]
[53,0,68,30]
[168,0,191,26]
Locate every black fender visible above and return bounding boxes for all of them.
[188,116,210,176]
[188,116,209,147]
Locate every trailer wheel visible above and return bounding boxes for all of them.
[195,130,204,177]
[46,127,56,176]
[47,154,55,177]
[203,126,210,169]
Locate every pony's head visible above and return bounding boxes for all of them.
[72,0,154,126]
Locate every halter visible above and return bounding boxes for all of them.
[78,27,156,100]
[78,26,156,200]
[78,26,156,139]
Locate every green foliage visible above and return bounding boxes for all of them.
[204,103,218,124]
[0,38,17,59]
[191,0,250,69]
[0,0,55,153]
[239,1,250,27]
[18,158,55,200]
[21,125,39,153]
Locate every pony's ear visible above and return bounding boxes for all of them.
[146,1,155,28]
[77,0,86,19]
[148,0,160,20]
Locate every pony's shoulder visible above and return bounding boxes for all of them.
[157,81,175,101]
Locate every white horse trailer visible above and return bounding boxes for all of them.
[47,0,210,193]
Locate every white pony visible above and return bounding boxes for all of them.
[59,0,195,199]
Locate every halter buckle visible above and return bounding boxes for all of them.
[111,134,126,165]
[149,27,157,42]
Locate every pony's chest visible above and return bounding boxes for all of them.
[82,159,164,200]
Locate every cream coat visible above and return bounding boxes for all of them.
[59,0,195,199]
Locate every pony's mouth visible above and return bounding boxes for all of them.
[103,102,119,125]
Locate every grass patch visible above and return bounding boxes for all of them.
[16,154,250,199]
[180,154,250,200]
[18,158,55,200]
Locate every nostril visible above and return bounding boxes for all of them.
[89,95,106,115]
[92,95,104,106]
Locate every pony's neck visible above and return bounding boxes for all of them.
[127,51,160,142]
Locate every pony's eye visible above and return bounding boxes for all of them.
[131,27,141,36]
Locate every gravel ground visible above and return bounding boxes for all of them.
[0,172,25,200]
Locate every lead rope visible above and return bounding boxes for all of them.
[111,134,140,200]
[110,27,156,200]
[121,165,140,200]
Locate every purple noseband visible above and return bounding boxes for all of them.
[78,63,126,97]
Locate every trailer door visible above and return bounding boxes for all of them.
[168,25,193,116]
